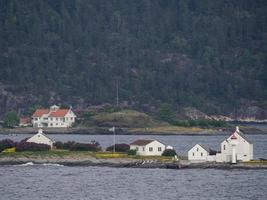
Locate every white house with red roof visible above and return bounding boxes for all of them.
[32,105,76,128]
[215,126,253,163]
[129,139,166,156]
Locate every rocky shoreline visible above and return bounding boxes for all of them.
[0,125,265,135]
[0,157,266,170]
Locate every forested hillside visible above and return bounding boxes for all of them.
[0,0,266,118]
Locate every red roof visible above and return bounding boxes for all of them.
[230,132,237,140]
[32,109,50,117]
[20,117,31,124]
[130,140,154,146]
[49,109,69,117]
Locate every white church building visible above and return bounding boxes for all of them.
[188,127,253,163]
[215,126,253,163]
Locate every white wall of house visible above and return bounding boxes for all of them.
[26,129,54,149]
[188,144,209,162]
[216,130,253,162]
[130,140,166,156]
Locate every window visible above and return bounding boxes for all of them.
[192,152,194,156]
[143,147,145,151]
[50,123,53,126]
[201,152,203,156]
[136,147,139,151]
[158,147,162,152]
[223,145,226,150]
[197,148,199,152]
[149,147,153,152]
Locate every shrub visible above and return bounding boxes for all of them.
[0,139,16,152]
[162,149,177,157]
[127,149,137,155]
[106,143,130,152]
[69,143,101,151]
[54,141,77,149]
[3,111,19,128]
[16,142,50,151]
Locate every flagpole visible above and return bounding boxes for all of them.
[113,127,116,153]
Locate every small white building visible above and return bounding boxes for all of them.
[188,144,216,163]
[130,140,166,156]
[216,126,253,163]
[27,129,54,149]
[32,105,76,128]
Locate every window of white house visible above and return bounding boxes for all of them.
[50,123,53,126]
[193,152,194,156]
[197,148,199,151]
[136,147,139,151]
[158,147,162,152]
[143,147,145,151]
[223,145,226,150]
[201,152,203,156]
[149,147,153,152]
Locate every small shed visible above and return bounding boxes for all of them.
[188,144,216,163]
[27,129,54,149]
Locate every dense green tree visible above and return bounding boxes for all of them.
[3,111,19,128]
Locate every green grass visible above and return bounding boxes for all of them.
[93,109,159,128]
[0,150,175,162]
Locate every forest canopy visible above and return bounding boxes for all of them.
[0,0,266,115]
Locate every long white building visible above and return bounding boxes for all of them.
[32,105,76,128]
[130,140,166,156]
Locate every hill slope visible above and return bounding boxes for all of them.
[0,0,266,118]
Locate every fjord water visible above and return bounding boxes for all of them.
[0,165,266,200]
[1,133,267,158]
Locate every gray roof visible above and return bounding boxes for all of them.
[238,129,252,144]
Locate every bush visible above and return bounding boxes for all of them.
[16,142,50,151]
[162,149,177,157]
[0,139,16,152]
[3,111,19,128]
[54,141,76,149]
[127,149,137,155]
[106,143,130,152]
[54,141,101,151]
[69,143,101,151]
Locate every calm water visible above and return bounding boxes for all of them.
[0,165,266,200]
[1,133,267,199]
[1,133,267,158]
